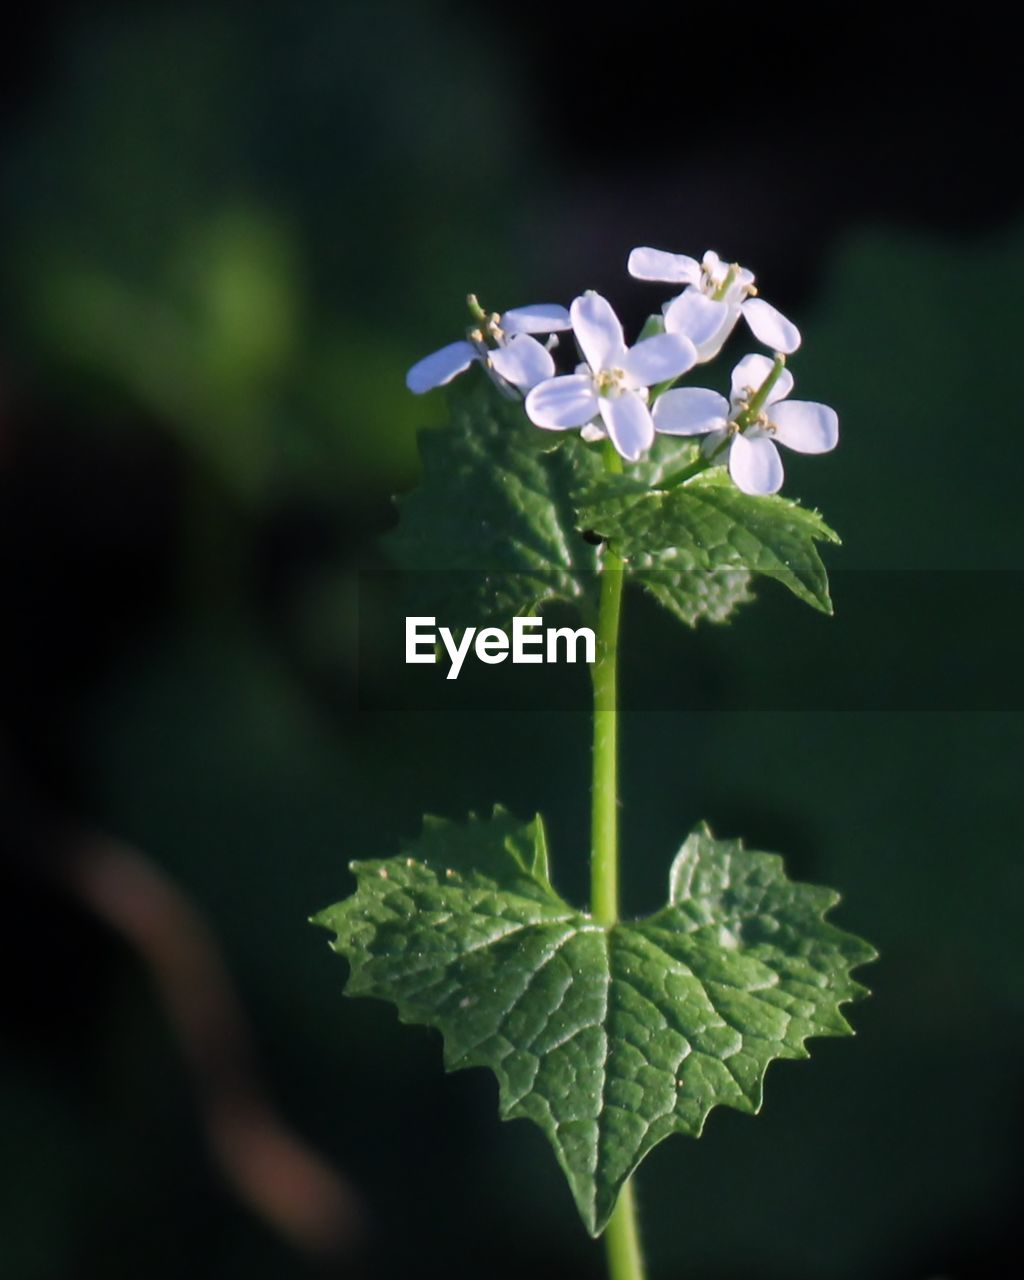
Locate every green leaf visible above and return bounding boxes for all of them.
[314,809,874,1235]
[386,381,760,632]
[574,435,757,626]
[383,373,604,630]
[576,466,841,614]
[630,557,755,627]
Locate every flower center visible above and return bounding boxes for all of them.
[726,412,773,438]
[730,385,776,435]
[594,366,627,396]
[700,258,758,304]
[465,294,505,346]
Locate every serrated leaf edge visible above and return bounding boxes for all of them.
[313,813,875,1234]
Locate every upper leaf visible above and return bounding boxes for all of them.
[386,381,759,631]
[383,373,604,630]
[314,810,874,1235]
[575,466,841,613]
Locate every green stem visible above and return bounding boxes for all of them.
[590,534,623,927]
[711,264,737,302]
[660,453,713,490]
[738,354,786,426]
[604,1182,646,1280]
[590,442,646,1280]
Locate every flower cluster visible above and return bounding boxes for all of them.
[405,249,837,496]
[405,296,571,397]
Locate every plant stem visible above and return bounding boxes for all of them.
[661,453,713,490]
[738,354,786,425]
[711,264,737,301]
[590,535,623,926]
[604,1182,646,1280]
[590,443,646,1280]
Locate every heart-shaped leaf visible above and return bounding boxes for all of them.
[314,810,874,1234]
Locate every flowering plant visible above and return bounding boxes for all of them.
[314,247,873,1280]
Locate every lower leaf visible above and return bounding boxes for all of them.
[313,809,874,1235]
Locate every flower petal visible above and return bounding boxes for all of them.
[619,332,696,388]
[502,303,572,335]
[570,291,627,372]
[735,265,756,291]
[599,391,655,461]
[663,290,732,354]
[770,400,839,453]
[730,353,794,407]
[627,246,701,284]
[741,297,802,354]
[489,334,555,389]
[525,375,600,430]
[581,422,607,443]
[405,340,477,393]
[696,308,743,361]
[653,387,730,436]
[729,431,784,495]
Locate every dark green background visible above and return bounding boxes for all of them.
[1,5,1021,1278]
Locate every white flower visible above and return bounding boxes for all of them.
[652,353,838,496]
[405,302,572,395]
[524,291,697,461]
[628,247,801,362]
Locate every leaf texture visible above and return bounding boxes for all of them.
[314,810,874,1234]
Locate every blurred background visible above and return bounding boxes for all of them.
[2,4,1022,1277]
